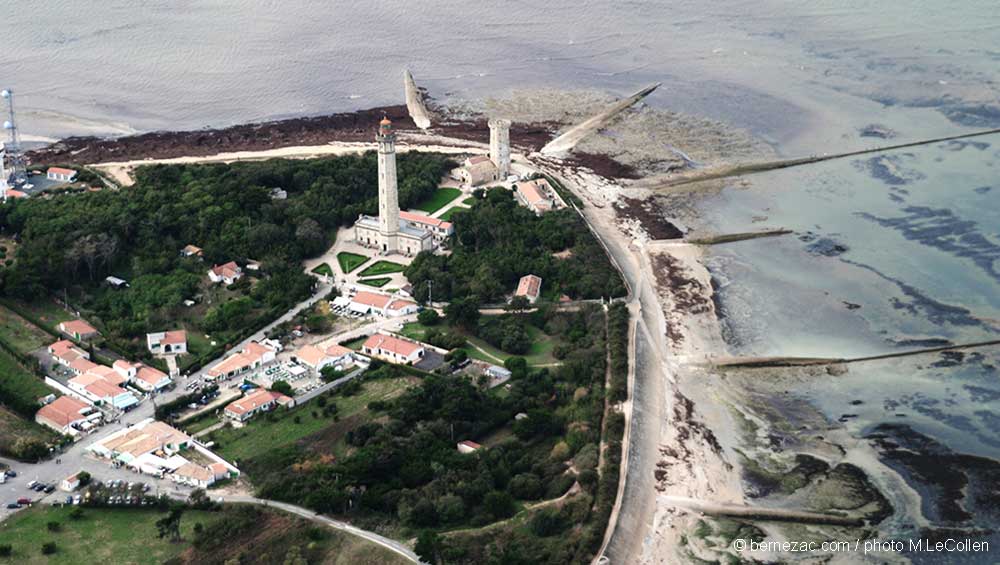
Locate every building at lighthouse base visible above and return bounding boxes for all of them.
[353,214,434,256]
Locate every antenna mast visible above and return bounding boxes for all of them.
[2,89,29,186]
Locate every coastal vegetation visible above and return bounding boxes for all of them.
[0,153,451,366]
[404,188,625,303]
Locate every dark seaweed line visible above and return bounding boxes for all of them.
[715,339,1000,368]
[653,128,1000,189]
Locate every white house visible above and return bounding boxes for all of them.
[514,274,542,304]
[132,365,172,392]
[68,372,139,411]
[35,396,94,435]
[46,167,77,182]
[293,343,355,372]
[348,291,419,317]
[205,341,276,381]
[146,330,188,354]
[208,261,243,285]
[457,440,482,454]
[361,333,425,365]
[58,319,100,341]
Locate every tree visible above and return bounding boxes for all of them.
[283,545,308,565]
[319,366,344,383]
[46,521,61,532]
[0,544,11,557]
[508,473,542,500]
[417,309,440,326]
[506,295,531,313]
[483,491,516,520]
[445,297,480,330]
[270,380,293,396]
[415,530,440,565]
[156,507,184,542]
[41,542,57,555]
[68,507,84,520]
[76,471,92,487]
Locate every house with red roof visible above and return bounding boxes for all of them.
[208,261,243,285]
[400,211,454,241]
[515,178,562,215]
[361,333,425,365]
[457,440,482,454]
[348,291,419,317]
[46,167,77,182]
[514,274,543,304]
[293,343,355,372]
[224,389,294,423]
[146,330,188,354]
[58,319,100,341]
[35,396,95,435]
[205,341,276,381]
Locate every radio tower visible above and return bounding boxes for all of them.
[2,89,28,186]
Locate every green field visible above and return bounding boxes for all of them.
[0,299,71,334]
[0,349,54,405]
[414,187,462,214]
[0,306,52,354]
[336,252,369,274]
[462,196,477,206]
[357,260,406,277]
[0,506,219,565]
[311,263,334,277]
[437,206,468,222]
[358,277,391,288]
[210,376,417,465]
[400,320,559,366]
[341,336,367,350]
[0,406,57,459]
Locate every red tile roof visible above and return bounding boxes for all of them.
[362,333,423,357]
[400,211,453,230]
[36,396,89,428]
[60,319,98,336]
[351,291,392,309]
[225,389,290,416]
[515,274,542,299]
[47,167,76,176]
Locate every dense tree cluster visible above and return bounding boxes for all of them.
[0,153,451,346]
[405,188,625,303]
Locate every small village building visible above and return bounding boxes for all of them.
[348,291,419,317]
[457,440,482,454]
[362,333,425,365]
[68,371,139,411]
[112,359,138,380]
[60,473,83,492]
[49,339,90,368]
[245,260,261,271]
[58,319,100,341]
[458,155,499,186]
[208,261,243,285]
[515,178,561,214]
[46,167,77,182]
[35,396,94,435]
[269,187,288,200]
[205,341,276,381]
[133,365,172,392]
[224,389,294,423]
[146,330,188,354]
[293,343,355,372]
[354,214,434,256]
[514,274,543,304]
[181,244,204,258]
[399,211,454,242]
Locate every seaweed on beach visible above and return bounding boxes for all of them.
[615,197,684,239]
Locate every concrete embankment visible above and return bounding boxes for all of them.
[660,496,864,527]
[403,70,432,130]
[687,229,792,245]
[638,127,1000,190]
[541,83,660,155]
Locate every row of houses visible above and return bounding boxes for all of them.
[205,341,277,381]
[89,418,238,488]
[35,395,102,437]
[48,340,172,411]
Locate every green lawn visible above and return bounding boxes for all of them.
[0,506,220,565]
[400,320,560,367]
[0,305,52,354]
[341,336,367,350]
[0,349,55,405]
[462,197,477,206]
[311,263,334,277]
[414,187,462,214]
[437,206,468,222]
[336,252,369,274]
[357,260,406,277]
[358,277,391,288]
[210,376,417,465]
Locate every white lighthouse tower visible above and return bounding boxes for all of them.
[376,116,400,254]
[489,118,511,179]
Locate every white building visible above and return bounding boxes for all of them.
[293,343,355,372]
[208,261,243,284]
[46,167,77,182]
[224,389,294,423]
[514,274,543,304]
[361,333,425,365]
[146,330,188,354]
[35,396,95,436]
[348,291,419,317]
[205,341,276,381]
[515,178,562,215]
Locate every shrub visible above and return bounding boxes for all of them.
[46,521,61,532]
[41,542,57,555]
[0,544,11,557]
[417,309,440,326]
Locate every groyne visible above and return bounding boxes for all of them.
[541,83,660,155]
[712,339,1000,368]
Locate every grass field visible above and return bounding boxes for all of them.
[400,320,560,366]
[357,261,406,277]
[414,187,462,214]
[341,336,368,350]
[336,252,369,274]
[1,299,71,334]
[0,305,52,354]
[462,196,477,206]
[211,376,417,465]
[437,206,467,222]
[311,263,334,277]
[0,349,54,405]
[358,277,391,288]
[0,406,57,458]
[0,506,219,565]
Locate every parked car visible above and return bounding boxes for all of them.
[6,503,20,509]
[26,480,37,489]
[5,470,16,477]
[16,498,31,505]
[44,485,55,493]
